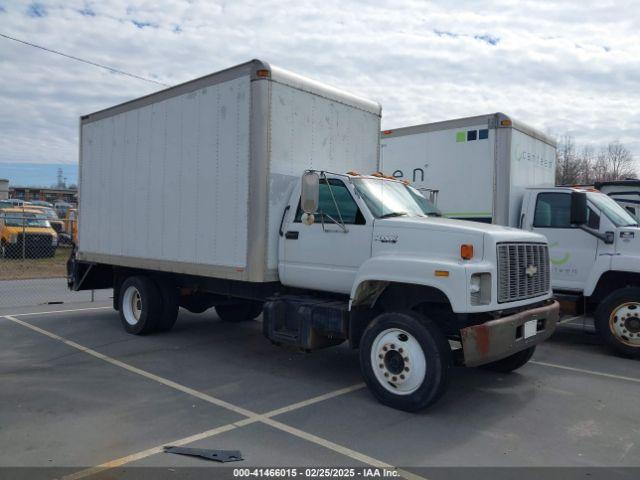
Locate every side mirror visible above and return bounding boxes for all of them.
[301,171,320,214]
[570,191,588,225]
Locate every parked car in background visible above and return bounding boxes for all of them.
[54,201,73,219]
[29,200,55,208]
[27,205,65,236]
[0,199,31,208]
[0,208,58,258]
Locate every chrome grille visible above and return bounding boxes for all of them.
[497,243,550,303]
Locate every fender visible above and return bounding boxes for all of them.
[350,255,466,312]
[583,254,615,297]
[585,254,640,297]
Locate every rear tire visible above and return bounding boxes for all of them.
[595,287,640,358]
[215,301,263,322]
[118,276,162,335]
[154,277,179,332]
[480,346,536,373]
[359,311,451,412]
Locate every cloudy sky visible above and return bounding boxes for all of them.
[1,0,639,171]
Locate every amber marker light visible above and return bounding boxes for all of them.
[461,244,474,260]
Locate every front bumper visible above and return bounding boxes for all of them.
[460,300,559,367]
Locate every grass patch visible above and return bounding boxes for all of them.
[0,248,70,280]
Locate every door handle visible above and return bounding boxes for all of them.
[279,205,291,237]
[285,231,299,240]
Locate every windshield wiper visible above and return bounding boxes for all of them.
[380,211,407,219]
[427,212,442,217]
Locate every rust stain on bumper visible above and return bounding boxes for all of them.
[461,300,560,367]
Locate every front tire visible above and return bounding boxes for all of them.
[595,287,640,358]
[359,311,451,412]
[215,301,263,322]
[481,346,536,373]
[118,276,162,335]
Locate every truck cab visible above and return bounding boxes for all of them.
[0,207,58,258]
[266,171,559,409]
[520,187,640,356]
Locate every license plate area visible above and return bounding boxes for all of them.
[524,319,537,339]
[515,318,545,340]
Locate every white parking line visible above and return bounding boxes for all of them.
[558,315,584,324]
[3,315,420,480]
[3,306,111,317]
[530,361,640,384]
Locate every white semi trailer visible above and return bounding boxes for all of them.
[69,67,559,411]
[381,113,640,357]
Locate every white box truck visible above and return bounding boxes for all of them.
[381,113,640,358]
[69,67,559,411]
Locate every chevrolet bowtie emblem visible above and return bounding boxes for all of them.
[526,265,538,277]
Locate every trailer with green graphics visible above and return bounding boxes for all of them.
[381,113,640,358]
[380,112,556,224]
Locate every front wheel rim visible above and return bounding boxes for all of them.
[609,302,640,347]
[123,286,142,326]
[370,328,427,395]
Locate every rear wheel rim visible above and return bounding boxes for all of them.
[609,302,640,347]
[123,286,142,326]
[370,328,426,395]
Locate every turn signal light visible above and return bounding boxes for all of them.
[461,244,474,260]
[500,119,512,126]
[256,69,270,77]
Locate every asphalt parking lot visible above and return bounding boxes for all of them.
[1,302,639,479]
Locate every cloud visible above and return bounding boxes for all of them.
[26,2,46,17]
[0,0,639,169]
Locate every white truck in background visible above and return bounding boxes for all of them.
[69,66,559,411]
[594,180,640,221]
[381,113,640,357]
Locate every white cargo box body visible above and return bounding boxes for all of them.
[78,60,381,282]
[380,113,556,226]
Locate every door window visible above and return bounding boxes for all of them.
[534,192,599,229]
[534,193,570,228]
[295,179,365,225]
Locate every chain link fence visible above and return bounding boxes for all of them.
[0,206,110,309]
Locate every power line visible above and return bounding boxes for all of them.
[0,32,170,87]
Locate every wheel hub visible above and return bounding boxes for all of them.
[610,302,640,347]
[377,341,411,385]
[370,328,426,395]
[625,316,640,334]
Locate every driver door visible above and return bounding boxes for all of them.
[529,192,598,290]
[280,179,373,294]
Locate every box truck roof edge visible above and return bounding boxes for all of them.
[80,59,382,125]
[381,112,556,148]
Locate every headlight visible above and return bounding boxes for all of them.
[8,234,18,244]
[470,272,491,305]
[51,235,58,246]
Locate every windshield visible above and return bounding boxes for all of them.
[588,192,638,227]
[38,208,59,219]
[2,212,51,228]
[407,186,441,216]
[352,178,433,218]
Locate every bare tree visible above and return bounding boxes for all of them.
[555,136,581,185]
[555,136,636,185]
[599,141,636,181]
